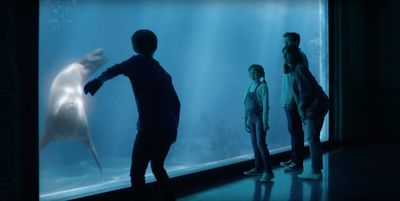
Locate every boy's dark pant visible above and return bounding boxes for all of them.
[130,130,175,201]
[285,106,304,167]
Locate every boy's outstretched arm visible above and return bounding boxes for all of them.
[84,78,104,96]
[84,62,127,96]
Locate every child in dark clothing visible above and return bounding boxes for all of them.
[84,29,180,200]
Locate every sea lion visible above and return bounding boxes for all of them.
[40,48,106,173]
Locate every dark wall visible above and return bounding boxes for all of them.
[1,0,400,200]
[332,0,400,142]
[1,1,38,200]
[374,1,400,138]
[0,1,21,200]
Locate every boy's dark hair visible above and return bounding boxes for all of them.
[283,32,300,44]
[131,29,158,56]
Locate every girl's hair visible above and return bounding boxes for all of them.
[248,64,266,83]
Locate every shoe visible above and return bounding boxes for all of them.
[280,160,292,167]
[244,168,263,176]
[259,172,274,182]
[297,172,322,180]
[283,163,303,173]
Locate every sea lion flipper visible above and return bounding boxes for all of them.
[82,134,103,174]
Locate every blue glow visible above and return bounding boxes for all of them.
[39,0,329,200]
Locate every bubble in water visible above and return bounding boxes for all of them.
[47,0,77,30]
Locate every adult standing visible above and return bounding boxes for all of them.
[282,45,329,180]
[280,32,309,172]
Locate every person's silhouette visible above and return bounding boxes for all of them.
[280,32,308,173]
[282,45,328,181]
[84,29,180,201]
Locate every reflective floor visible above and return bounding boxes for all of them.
[177,142,400,201]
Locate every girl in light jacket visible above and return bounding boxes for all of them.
[243,64,274,182]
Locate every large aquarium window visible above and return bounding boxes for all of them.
[39,0,329,200]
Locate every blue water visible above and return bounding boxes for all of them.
[39,0,328,200]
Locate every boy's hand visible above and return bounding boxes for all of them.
[244,122,250,133]
[84,78,103,96]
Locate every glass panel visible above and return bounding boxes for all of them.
[39,0,329,200]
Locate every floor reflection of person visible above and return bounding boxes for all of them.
[288,172,303,201]
[84,29,180,201]
[252,178,274,201]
